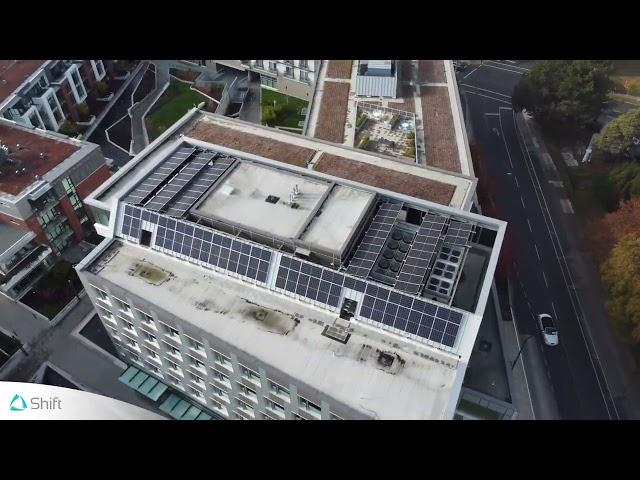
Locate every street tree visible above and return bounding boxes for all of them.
[591,197,640,261]
[594,108,640,159]
[512,60,614,131]
[601,234,640,344]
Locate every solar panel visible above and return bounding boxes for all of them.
[143,151,217,212]
[277,256,345,308]
[124,146,197,205]
[359,283,463,348]
[444,219,474,246]
[346,203,402,278]
[164,156,235,217]
[395,213,447,295]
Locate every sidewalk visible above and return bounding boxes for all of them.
[517,112,640,419]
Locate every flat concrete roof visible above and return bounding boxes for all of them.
[194,162,331,240]
[300,184,374,255]
[93,240,461,419]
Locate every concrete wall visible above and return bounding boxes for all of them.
[276,74,314,102]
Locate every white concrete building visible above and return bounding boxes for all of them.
[206,60,320,101]
[77,110,505,420]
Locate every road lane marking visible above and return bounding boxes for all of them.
[520,196,526,208]
[543,271,549,288]
[512,113,619,419]
[514,176,520,189]
[484,112,500,116]
[552,302,558,319]
[463,65,482,80]
[527,218,533,232]
[535,244,541,260]
[462,89,512,104]
[483,62,528,75]
[560,199,575,214]
[498,110,515,169]
[461,83,512,98]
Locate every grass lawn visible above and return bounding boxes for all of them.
[20,261,84,320]
[145,81,210,141]
[261,88,308,129]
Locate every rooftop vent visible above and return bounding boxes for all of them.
[322,319,352,344]
[265,195,279,204]
[378,351,395,368]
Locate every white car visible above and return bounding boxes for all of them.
[538,313,559,346]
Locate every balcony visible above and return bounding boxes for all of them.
[0,244,53,293]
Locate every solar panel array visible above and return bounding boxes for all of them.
[444,219,474,246]
[394,214,447,295]
[144,151,217,212]
[164,156,235,218]
[121,205,271,284]
[118,202,470,350]
[346,203,402,278]
[124,146,197,205]
[360,283,462,347]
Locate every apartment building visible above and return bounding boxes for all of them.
[206,60,320,101]
[77,111,505,420]
[0,60,113,133]
[0,119,110,298]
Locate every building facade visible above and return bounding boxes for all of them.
[0,119,110,298]
[206,60,320,101]
[0,60,113,133]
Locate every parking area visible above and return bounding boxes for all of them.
[0,329,22,369]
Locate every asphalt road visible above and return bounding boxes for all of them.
[459,62,618,419]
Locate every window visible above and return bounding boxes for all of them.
[239,365,260,383]
[145,347,158,359]
[265,399,285,414]
[70,68,86,102]
[165,359,182,374]
[285,66,294,78]
[189,356,205,370]
[212,350,231,367]
[143,331,157,344]
[120,318,135,330]
[137,310,157,329]
[124,337,138,349]
[299,60,309,69]
[209,397,226,414]
[190,387,205,401]
[91,60,105,79]
[167,373,184,389]
[210,384,229,401]
[146,363,160,373]
[190,372,205,386]
[46,92,64,124]
[269,381,290,399]
[211,369,230,386]
[237,383,257,400]
[129,353,140,363]
[163,341,182,359]
[268,61,277,72]
[293,413,305,420]
[236,399,253,412]
[260,75,276,88]
[300,70,310,83]
[299,397,321,415]
[92,285,110,304]
[186,337,205,353]
[161,323,180,339]
[113,298,133,316]
[254,60,264,69]
[97,305,115,323]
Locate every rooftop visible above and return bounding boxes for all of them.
[92,239,461,419]
[0,60,46,103]
[307,60,472,175]
[0,119,81,196]
[192,162,375,257]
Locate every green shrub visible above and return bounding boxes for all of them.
[356,114,367,128]
[356,134,370,150]
[404,146,416,158]
[95,80,109,97]
[59,120,78,136]
[262,105,277,126]
[77,102,90,119]
[406,131,415,140]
